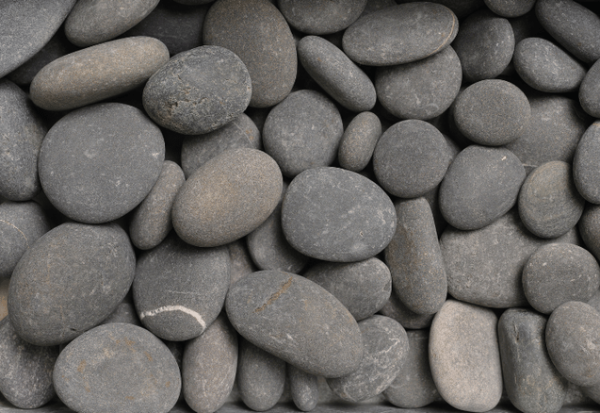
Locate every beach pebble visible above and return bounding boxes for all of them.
[379,291,435,330]
[579,58,600,119]
[279,0,366,34]
[228,240,257,286]
[574,122,600,204]
[338,112,382,172]
[580,204,600,262]
[101,301,141,326]
[484,0,536,17]
[288,365,319,412]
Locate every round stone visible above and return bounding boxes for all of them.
[279,0,367,34]
[484,0,536,17]
[38,103,165,224]
[338,111,382,172]
[579,58,600,119]
[288,365,319,412]
[574,122,600,204]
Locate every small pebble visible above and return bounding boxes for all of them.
[379,292,435,330]
[579,58,600,119]
[288,365,319,412]
[574,122,600,204]
[228,240,257,287]
[337,111,382,172]
[580,204,600,262]
[484,0,536,17]
[278,0,367,35]
[101,301,141,326]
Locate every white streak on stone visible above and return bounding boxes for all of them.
[139,305,206,330]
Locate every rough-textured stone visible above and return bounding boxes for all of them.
[279,0,367,34]
[288,365,319,412]
[574,122,600,204]
[379,293,434,330]
[226,270,363,378]
[8,223,135,346]
[484,0,536,17]
[338,112,382,172]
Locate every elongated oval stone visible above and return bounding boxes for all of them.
[289,365,319,412]
[279,0,367,34]
[574,122,600,204]
[580,204,600,262]
[485,0,535,17]
[379,293,434,330]
[338,111,382,172]
[225,270,363,378]
[580,58,600,119]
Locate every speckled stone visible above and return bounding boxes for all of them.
[288,365,319,412]
[65,0,160,47]
[0,201,51,278]
[338,112,382,172]
[379,293,434,330]
[342,3,458,66]
[279,0,366,34]
[203,0,297,108]
[226,270,363,378]
[485,0,535,17]
[514,38,586,94]
[361,0,396,16]
[172,148,282,247]
[579,58,600,119]
[182,314,238,413]
[429,299,502,413]
[0,0,75,78]
[282,167,396,262]
[304,258,392,321]
[580,205,600,262]
[263,90,343,178]
[100,301,141,326]
[53,323,181,413]
[129,161,185,250]
[574,122,600,204]
[38,103,165,224]
[0,79,47,202]
[9,222,135,346]
[143,45,251,135]
[228,240,257,286]
[0,318,58,409]
[376,46,461,121]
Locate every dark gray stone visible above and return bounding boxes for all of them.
[582,383,600,407]
[172,148,282,247]
[8,222,135,346]
[429,300,502,412]
[38,103,165,224]
[0,201,52,278]
[225,270,363,378]
[338,112,382,172]
[484,0,535,16]
[263,90,343,178]
[143,45,251,135]
[378,291,434,330]
[579,58,600,119]
[278,0,367,34]
[342,3,458,66]
[228,240,257,286]
[574,122,600,204]
[546,301,600,387]
[100,301,141,326]
[203,0,297,108]
[327,315,408,403]
[288,365,319,412]
[304,258,392,321]
[65,0,160,47]
[53,323,181,413]
[361,0,396,16]
[385,198,447,315]
[580,204,600,262]
[281,167,396,262]
[498,309,568,413]
[0,318,58,408]
[297,35,375,112]
[375,46,462,121]
[396,0,485,19]
[515,38,586,94]
[373,120,453,199]
[173,0,214,4]
[183,314,238,413]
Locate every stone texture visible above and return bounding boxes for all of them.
[378,290,434,330]
[580,204,600,262]
[574,122,600,204]
[228,240,257,286]
[279,0,367,34]
[579,58,600,119]
[338,112,382,172]
[288,365,319,412]
[484,0,536,17]
[100,301,140,326]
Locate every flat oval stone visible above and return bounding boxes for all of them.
[342,3,458,66]
[203,0,296,108]
[574,122,600,204]
[515,37,586,94]
[143,45,251,135]
[9,222,135,346]
[376,46,462,120]
[282,167,396,262]
[38,103,165,224]
[429,300,502,412]
[65,0,160,47]
[279,0,366,34]
[379,291,434,330]
[288,365,319,412]
[225,270,363,378]
[53,323,181,413]
[0,79,47,201]
[484,0,536,17]
[30,36,169,112]
[580,204,600,262]
[338,111,382,172]
[263,90,343,178]
[580,58,600,119]
[172,148,282,247]
[498,309,568,413]
[304,258,392,321]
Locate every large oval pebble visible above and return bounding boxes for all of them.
[279,0,367,34]
[574,122,600,204]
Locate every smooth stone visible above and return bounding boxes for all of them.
[375,46,462,121]
[441,209,580,308]
[225,270,363,378]
[0,201,52,278]
[0,279,8,322]
[514,38,586,94]
[53,323,181,413]
[536,0,600,63]
[8,223,135,346]
[65,0,160,47]
[583,383,600,406]
[383,330,441,408]
[172,148,282,247]
[288,365,319,412]
[0,0,75,78]
[181,114,261,178]
[143,45,251,135]
[580,58,600,119]
[429,300,502,412]
[281,167,396,262]
[297,35,375,112]
[574,122,600,204]
[228,240,257,286]
[182,314,238,413]
[238,338,286,412]
[279,0,366,34]
[304,258,392,321]
[385,198,447,315]
[38,103,165,224]
[263,90,343,178]
[174,0,214,3]
[0,79,47,201]
[129,161,185,250]
[342,3,458,66]
[361,0,396,16]
[0,318,58,409]
[546,301,600,387]
[101,301,141,326]
[452,10,514,82]
[581,205,600,262]
[338,112,382,172]
[373,120,453,198]
[378,291,434,330]
[484,0,535,16]
[397,0,485,19]
[327,315,408,403]
[203,0,296,108]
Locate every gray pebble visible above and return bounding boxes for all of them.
[278,0,367,34]
[579,58,600,119]
[574,122,600,204]
[338,112,382,172]
[100,301,141,326]
[173,0,214,4]
[580,204,600,264]
[485,0,536,17]
[228,240,257,287]
[379,292,434,330]
[361,0,396,16]
[288,365,319,412]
